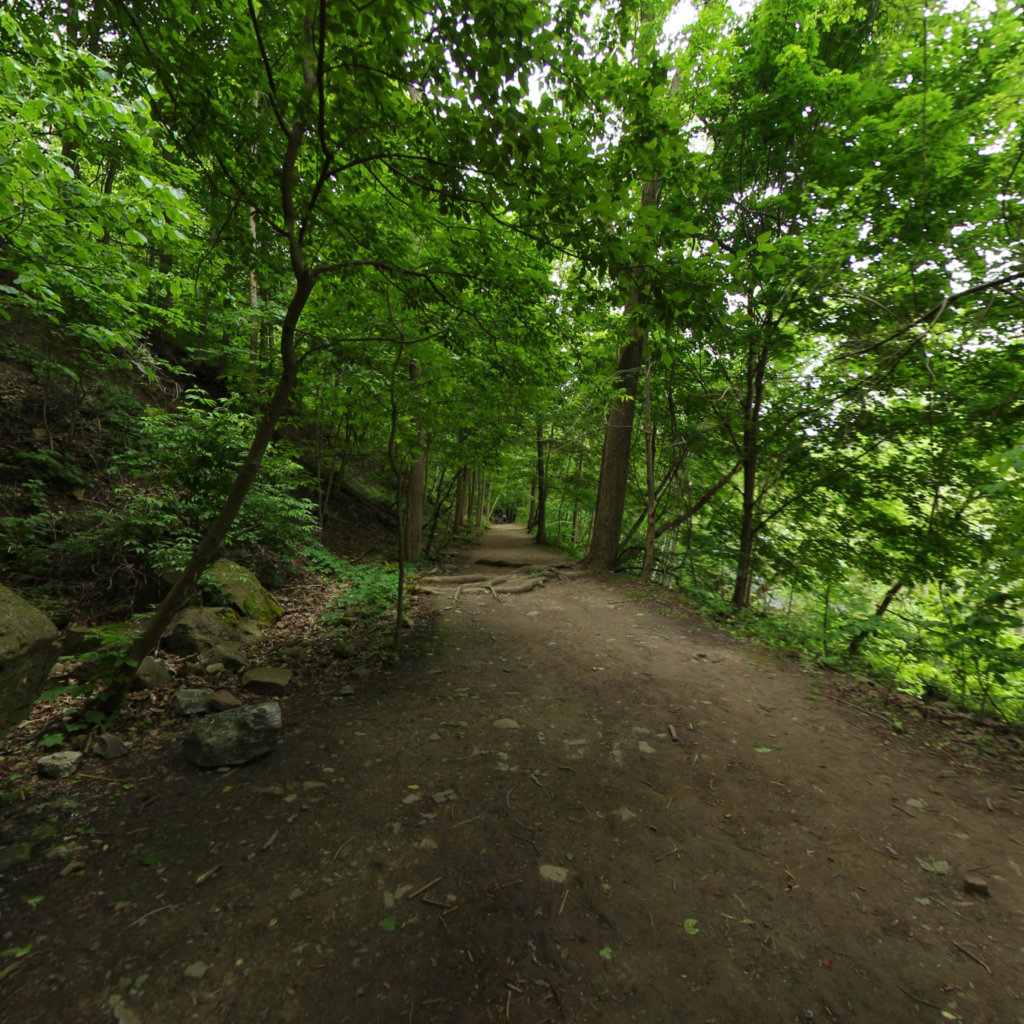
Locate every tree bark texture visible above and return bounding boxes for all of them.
[535,420,548,545]
[403,358,426,560]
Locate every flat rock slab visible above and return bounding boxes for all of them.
[201,643,247,672]
[184,701,282,768]
[242,667,292,696]
[171,688,217,716]
[210,689,241,710]
[38,750,82,778]
[131,656,171,692]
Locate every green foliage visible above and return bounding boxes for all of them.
[306,545,400,625]
[113,392,317,574]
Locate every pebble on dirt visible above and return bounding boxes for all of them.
[963,874,990,896]
[540,864,570,883]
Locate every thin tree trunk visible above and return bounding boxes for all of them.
[848,580,906,657]
[474,473,486,530]
[730,333,770,609]
[404,358,426,560]
[387,343,407,654]
[110,272,315,709]
[454,467,468,532]
[535,420,548,545]
[641,357,657,582]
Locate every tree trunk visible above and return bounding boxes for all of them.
[454,467,468,532]
[848,580,906,657]
[403,359,426,560]
[474,472,486,530]
[109,271,316,710]
[583,325,644,570]
[388,343,407,654]
[535,420,548,545]
[583,177,665,571]
[641,357,657,582]
[730,332,770,609]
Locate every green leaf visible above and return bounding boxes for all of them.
[379,915,397,932]
[139,851,167,867]
[598,946,612,959]
[683,918,700,935]
[916,857,950,875]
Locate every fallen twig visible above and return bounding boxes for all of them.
[118,903,176,936]
[407,876,442,901]
[952,940,992,975]
[194,863,222,886]
[898,987,943,1011]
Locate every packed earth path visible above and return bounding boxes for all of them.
[2,524,1024,1024]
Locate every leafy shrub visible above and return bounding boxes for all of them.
[113,391,317,573]
[1,390,317,617]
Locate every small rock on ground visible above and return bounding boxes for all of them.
[540,864,569,883]
[242,666,292,696]
[38,750,82,778]
[170,688,217,716]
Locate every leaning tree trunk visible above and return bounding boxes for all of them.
[583,173,667,571]
[107,272,316,710]
[848,580,906,657]
[106,31,323,711]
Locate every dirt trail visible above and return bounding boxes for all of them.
[2,524,1022,1023]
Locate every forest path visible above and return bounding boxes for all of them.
[2,526,1023,1023]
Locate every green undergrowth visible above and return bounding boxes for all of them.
[670,580,1024,725]
[305,544,401,628]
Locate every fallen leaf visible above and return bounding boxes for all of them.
[683,918,699,935]
[916,857,950,875]
[599,946,612,959]
[379,916,397,932]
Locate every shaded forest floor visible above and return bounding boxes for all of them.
[2,524,1023,1023]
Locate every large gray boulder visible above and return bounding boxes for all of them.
[161,606,257,655]
[0,584,59,739]
[205,560,284,627]
[183,701,281,768]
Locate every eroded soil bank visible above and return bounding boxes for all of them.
[1,524,1022,1023]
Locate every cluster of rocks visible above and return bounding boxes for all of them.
[1,559,295,776]
[138,560,291,769]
